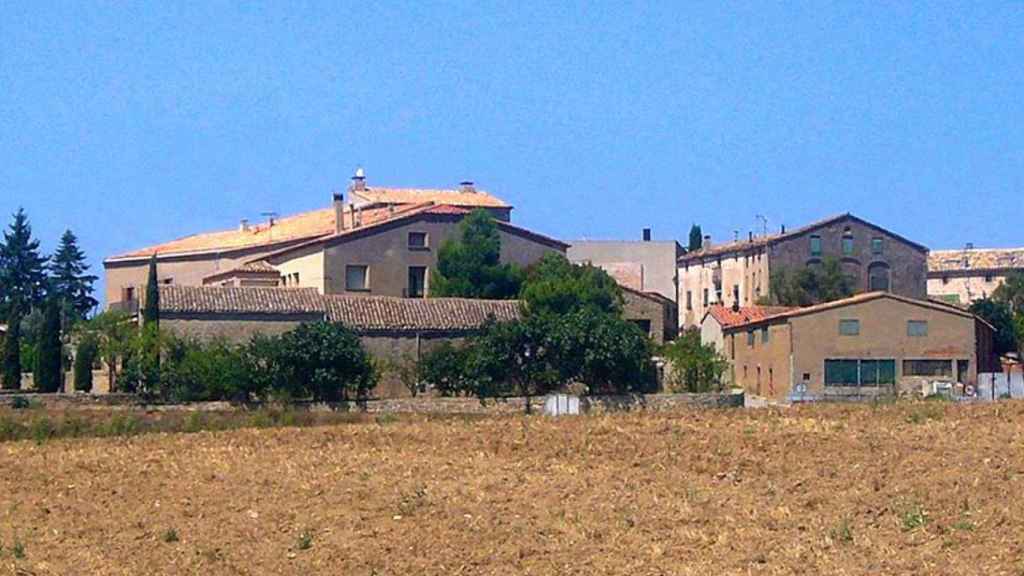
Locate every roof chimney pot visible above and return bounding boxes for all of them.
[459,180,476,193]
[703,235,712,249]
[239,219,249,232]
[350,168,366,192]
[333,192,345,234]
[642,228,651,242]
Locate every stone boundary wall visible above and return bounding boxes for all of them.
[0,391,744,414]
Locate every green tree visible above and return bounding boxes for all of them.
[660,329,729,393]
[33,300,63,393]
[519,252,623,317]
[548,308,655,394]
[159,337,254,402]
[419,343,477,397]
[969,298,1018,357]
[993,272,1024,316]
[1,306,22,389]
[468,317,562,409]
[142,255,160,326]
[272,322,377,402]
[82,311,137,392]
[49,230,98,322]
[0,208,49,320]
[767,257,854,306]
[688,224,704,252]
[73,335,99,392]
[430,209,524,299]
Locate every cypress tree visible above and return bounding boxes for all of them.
[1,306,21,390]
[74,335,98,392]
[33,300,63,393]
[143,255,159,326]
[0,208,49,320]
[688,224,704,252]
[49,229,98,322]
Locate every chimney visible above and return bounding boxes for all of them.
[333,192,345,234]
[239,219,249,232]
[965,242,974,250]
[642,228,651,242]
[350,167,366,192]
[459,180,476,193]
[781,224,786,234]
[748,231,754,242]
[703,235,712,249]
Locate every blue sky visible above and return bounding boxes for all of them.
[2,2,1022,302]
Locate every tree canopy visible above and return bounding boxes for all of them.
[519,252,623,317]
[0,208,48,320]
[688,224,703,252]
[33,299,63,393]
[765,258,854,307]
[969,298,1018,357]
[49,229,98,321]
[430,209,523,299]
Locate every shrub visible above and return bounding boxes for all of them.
[73,336,99,392]
[33,300,63,393]
[660,329,729,393]
[10,396,30,410]
[160,338,254,402]
[270,322,378,402]
[419,343,477,397]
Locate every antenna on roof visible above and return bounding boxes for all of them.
[755,214,768,238]
[261,211,279,241]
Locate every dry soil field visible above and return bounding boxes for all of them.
[3,401,1024,575]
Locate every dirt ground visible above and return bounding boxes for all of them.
[2,401,1024,575]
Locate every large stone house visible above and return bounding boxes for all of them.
[722,292,996,401]
[678,214,929,327]
[928,246,1024,305]
[158,285,523,397]
[104,173,565,309]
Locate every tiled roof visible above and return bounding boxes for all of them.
[928,248,1024,273]
[203,260,281,283]
[325,295,522,332]
[160,286,324,315]
[158,285,523,332]
[679,213,928,263]
[705,305,796,328]
[722,292,978,331]
[352,186,510,209]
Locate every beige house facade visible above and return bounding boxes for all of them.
[928,247,1024,305]
[678,214,929,328]
[723,292,995,401]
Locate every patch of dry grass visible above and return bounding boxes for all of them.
[1,401,1023,574]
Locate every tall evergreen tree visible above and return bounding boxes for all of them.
[1,306,22,389]
[0,208,49,320]
[688,224,704,252]
[143,255,160,326]
[33,300,63,393]
[430,210,523,299]
[49,229,98,322]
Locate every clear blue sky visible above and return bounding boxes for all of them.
[2,2,1022,303]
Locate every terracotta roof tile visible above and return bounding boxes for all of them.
[325,295,522,332]
[160,286,324,315]
[705,305,796,328]
[929,248,1024,273]
[353,186,510,209]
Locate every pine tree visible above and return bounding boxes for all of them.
[0,208,49,320]
[143,255,159,326]
[1,306,21,389]
[33,299,63,393]
[49,230,98,322]
[688,224,704,252]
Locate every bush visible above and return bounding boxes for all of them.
[269,322,378,402]
[73,336,99,392]
[419,343,477,397]
[160,338,253,402]
[660,329,729,393]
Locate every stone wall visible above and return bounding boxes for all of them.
[0,391,744,414]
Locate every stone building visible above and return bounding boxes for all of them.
[568,231,684,303]
[699,304,794,353]
[928,246,1024,305]
[158,285,523,398]
[678,214,929,328]
[104,172,565,309]
[722,292,996,401]
[620,285,677,345]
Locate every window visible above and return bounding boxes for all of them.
[345,265,369,291]
[842,228,854,255]
[825,359,895,387]
[407,266,427,298]
[631,319,652,336]
[733,284,740,305]
[761,326,769,343]
[686,291,692,311]
[123,286,135,302]
[703,288,709,307]
[408,232,428,249]
[838,319,860,336]
[802,373,811,381]
[985,274,994,283]
[871,237,883,255]
[161,278,174,285]
[903,359,952,378]
[907,320,928,337]
[868,262,890,291]
[810,235,822,257]
[747,330,755,347]
[730,335,736,359]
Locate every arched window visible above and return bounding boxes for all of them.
[868,262,890,292]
